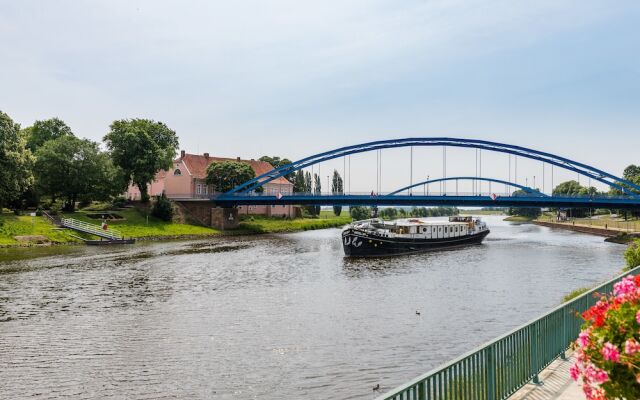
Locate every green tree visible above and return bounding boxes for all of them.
[331,169,343,216]
[294,170,305,193]
[349,206,370,221]
[151,194,174,221]
[104,119,179,202]
[625,240,640,270]
[507,190,542,218]
[313,173,321,216]
[0,111,34,209]
[24,117,74,152]
[259,156,295,182]
[34,136,122,211]
[205,161,256,193]
[552,180,588,196]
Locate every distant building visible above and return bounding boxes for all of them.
[125,150,296,218]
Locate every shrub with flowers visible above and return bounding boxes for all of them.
[571,274,640,399]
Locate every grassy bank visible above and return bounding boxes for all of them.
[64,208,220,239]
[237,214,351,233]
[503,215,535,222]
[0,208,354,247]
[0,212,78,246]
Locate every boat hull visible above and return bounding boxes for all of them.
[342,229,489,257]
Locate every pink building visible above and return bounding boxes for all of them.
[126,151,296,218]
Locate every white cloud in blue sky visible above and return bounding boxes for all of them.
[1,0,638,192]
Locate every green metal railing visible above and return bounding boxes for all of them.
[376,265,640,400]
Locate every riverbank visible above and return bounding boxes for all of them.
[0,209,351,248]
[532,219,640,243]
[503,215,535,222]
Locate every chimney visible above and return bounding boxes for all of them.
[204,152,209,158]
[236,157,241,161]
[180,150,186,158]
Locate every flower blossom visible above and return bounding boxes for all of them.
[613,276,636,298]
[601,342,620,362]
[570,363,580,381]
[577,330,590,347]
[625,338,640,355]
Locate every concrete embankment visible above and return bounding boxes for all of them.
[532,220,640,242]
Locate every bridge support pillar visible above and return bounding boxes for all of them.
[211,207,239,230]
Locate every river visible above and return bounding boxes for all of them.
[0,216,627,399]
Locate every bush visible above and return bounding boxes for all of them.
[349,206,371,221]
[151,195,173,221]
[35,208,43,217]
[626,240,640,270]
[571,275,640,398]
[112,196,127,208]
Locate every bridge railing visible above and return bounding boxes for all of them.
[61,218,123,241]
[375,265,640,400]
[214,192,637,199]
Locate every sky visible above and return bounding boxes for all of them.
[1,0,639,194]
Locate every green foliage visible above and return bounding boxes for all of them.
[378,206,459,219]
[0,111,34,209]
[349,206,371,221]
[563,287,589,302]
[312,173,321,216]
[104,119,179,202]
[237,215,350,234]
[205,161,255,193]
[34,136,123,212]
[625,240,640,270]
[331,169,343,216]
[23,118,74,152]
[553,180,589,196]
[507,189,542,218]
[293,170,305,193]
[151,195,174,221]
[259,155,294,181]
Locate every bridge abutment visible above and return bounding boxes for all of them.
[211,207,239,230]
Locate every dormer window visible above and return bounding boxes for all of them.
[173,168,182,176]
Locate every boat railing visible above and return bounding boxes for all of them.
[61,218,123,241]
[375,265,640,400]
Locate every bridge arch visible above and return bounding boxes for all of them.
[386,176,548,197]
[224,138,640,197]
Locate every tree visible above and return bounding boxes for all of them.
[507,190,542,218]
[313,173,321,216]
[331,170,343,216]
[552,180,589,196]
[294,170,305,193]
[259,156,295,182]
[104,119,179,202]
[0,111,34,209]
[34,136,122,211]
[24,118,74,152]
[350,206,370,221]
[205,161,256,193]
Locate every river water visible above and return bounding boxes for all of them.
[0,216,627,399]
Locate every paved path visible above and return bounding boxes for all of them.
[510,355,584,400]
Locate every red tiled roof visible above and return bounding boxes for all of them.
[179,153,292,185]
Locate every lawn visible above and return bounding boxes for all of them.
[0,212,79,246]
[63,208,220,239]
[237,214,351,233]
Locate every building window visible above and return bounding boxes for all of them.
[196,184,202,195]
[174,168,182,176]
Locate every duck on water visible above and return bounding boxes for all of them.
[342,216,490,257]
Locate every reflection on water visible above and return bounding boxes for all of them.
[0,216,627,399]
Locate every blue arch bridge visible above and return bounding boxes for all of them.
[212,138,640,209]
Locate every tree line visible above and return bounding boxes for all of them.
[0,110,179,213]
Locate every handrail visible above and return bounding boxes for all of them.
[61,218,123,240]
[376,265,640,400]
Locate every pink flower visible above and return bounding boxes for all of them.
[577,330,590,347]
[614,276,637,298]
[636,310,640,325]
[602,342,620,362]
[625,338,640,355]
[569,363,580,381]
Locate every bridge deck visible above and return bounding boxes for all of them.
[213,194,640,209]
